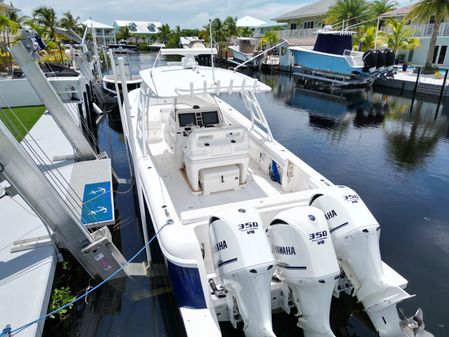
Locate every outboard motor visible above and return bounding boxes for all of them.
[375,49,386,72]
[310,185,432,337]
[209,207,276,337]
[363,49,378,73]
[384,49,396,72]
[267,206,339,337]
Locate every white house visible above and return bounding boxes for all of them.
[113,20,162,43]
[379,4,449,67]
[83,19,116,45]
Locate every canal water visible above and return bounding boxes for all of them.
[70,52,449,336]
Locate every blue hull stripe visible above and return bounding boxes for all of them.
[167,260,206,309]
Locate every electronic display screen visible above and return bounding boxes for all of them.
[202,111,219,126]
[178,113,196,127]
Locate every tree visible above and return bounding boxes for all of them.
[223,16,238,38]
[357,25,380,51]
[370,0,398,17]
[157,23,171,44]
[59,11,80,33]
[32,6,58,40]
[116,26,130,41]
[210,18,226,42]
[237,26,252,37]
[259,30,280,48]
[326,0,372,29]
[0,15,18,74]
[407,0,449,68]
[385,18,420,54]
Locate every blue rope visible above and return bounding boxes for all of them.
[1,222,169,337]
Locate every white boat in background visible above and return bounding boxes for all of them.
[102,50,142,95]
[102,73,142,95]
[180,36,206,49]
[289,26,395,85]
[117,48,432,337]
[228,37,264,68]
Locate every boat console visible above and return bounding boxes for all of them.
[169,97,250,194]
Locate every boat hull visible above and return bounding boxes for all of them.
[228,46,262,67]
[290,47,367,78]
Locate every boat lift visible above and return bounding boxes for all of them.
[0,30,143,280]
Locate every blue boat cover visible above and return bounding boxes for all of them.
[313,33,352,55]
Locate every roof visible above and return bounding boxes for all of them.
[114,20,162,34]
[281,38,316,46]
[257,21,287,28]
[140,66,271,98]
[274,0,338,21]
[379,3,415,18]
[0,2,20,12]
[236,16,266,28]
[83,19,114,29]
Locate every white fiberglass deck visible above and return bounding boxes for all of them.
[150,141,284,215]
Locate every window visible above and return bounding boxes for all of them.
[433,45,439,64]
[408,49,414,62]
[290,23,297,30]
[438,45,447,64]
[280,47,287,56]
[303,21,314,29]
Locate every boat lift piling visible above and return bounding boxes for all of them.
[409,67,421,115]
[9,38,97,161]
[435,68,448,118]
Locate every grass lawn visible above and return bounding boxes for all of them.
[0,105,46,141]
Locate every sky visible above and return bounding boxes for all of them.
[13,0,415,29]
[13,0,303,28]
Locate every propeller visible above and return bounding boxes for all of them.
[399,308,434,337]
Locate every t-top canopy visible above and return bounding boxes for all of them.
[140,66,271,98]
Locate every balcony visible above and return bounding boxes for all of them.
[381,23,449,37]
[277,28,317,39]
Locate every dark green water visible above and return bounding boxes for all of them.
[81,52,449,336]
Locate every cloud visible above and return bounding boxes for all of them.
[13,0,305,28]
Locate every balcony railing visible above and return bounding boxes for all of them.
[277,28,317,39]
[382,23,449,37]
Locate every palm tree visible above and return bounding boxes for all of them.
[211,18,226,42]
[259,31,280,48]
[59,11,80,33]
[407,0,449,69]
[32,6,63,62]
[326,0,372,29]
[157,23,171,44]
[237,26,252,37]
[223,16,238,39]
[0,15,18,74]
[357,25,380,51]
[370,0,398,17]
[385,18,420,54]
[32,6,58,40]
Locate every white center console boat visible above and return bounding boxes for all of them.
[117,48,432,337]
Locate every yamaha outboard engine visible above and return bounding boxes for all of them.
[384,49,396,72]
[268,206,339,337]
[209,207,276,337]
[375,49,386,72]
[310,186,433,337]
[363,49,377,73]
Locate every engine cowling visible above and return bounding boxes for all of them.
[363,49,378,73]
[209,207,276,337]
[267,206,339,337]
[310,185,413,337]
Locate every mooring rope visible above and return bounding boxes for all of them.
[0,222,170,337]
